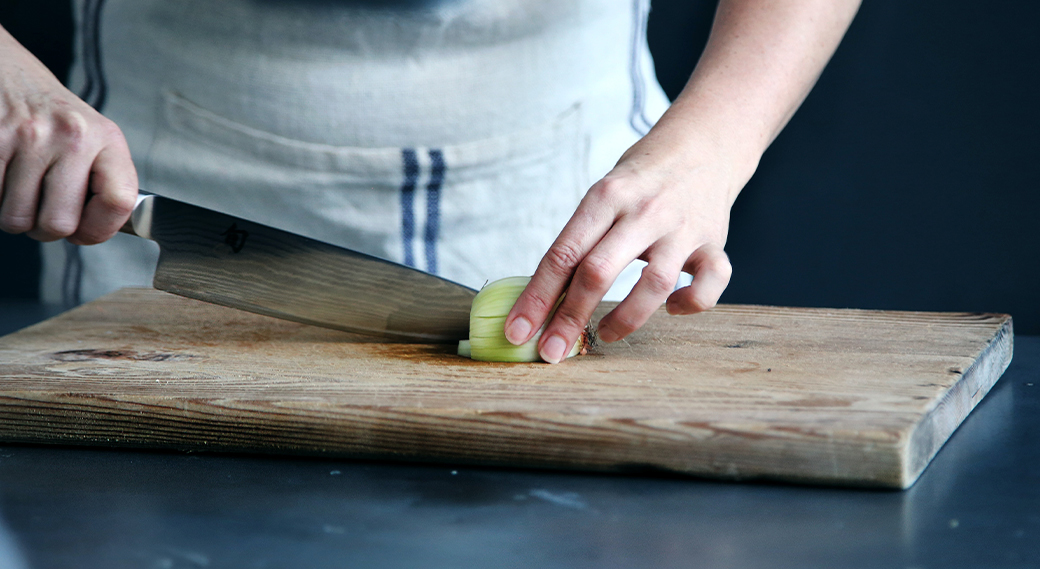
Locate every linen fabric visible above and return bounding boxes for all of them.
[42,0,673,305]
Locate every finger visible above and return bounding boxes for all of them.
[666,244,732,315]
[26,155,91,242]
[0,147,12,205]
[0,151,49,234]
[503,190,618,346]
[537,219,655,363]
[597,244,685,343]
[68,142,137,245]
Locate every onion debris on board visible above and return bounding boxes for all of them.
[458,276,593,362]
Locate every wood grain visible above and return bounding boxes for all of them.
[0,288,1013,488]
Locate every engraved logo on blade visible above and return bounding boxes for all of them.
[221,223,249,253]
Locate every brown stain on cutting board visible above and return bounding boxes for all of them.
[51,349,202,363]
[0,287,1013,489]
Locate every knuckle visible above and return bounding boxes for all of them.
[88,165,138,217]
[688,291,717,313]
[53,110,91,148]
[0,212,35,234]
[590,177,624,202]
[95,188,137,218]
[526,297,555,318]
[551,305,590,334]
[36,215,78,238]
[96,117,128,145]
[520,287,557,317]
[607,312,640,336]
[16,119,50,147]
[541,242,585,276]
[640,265,676,296]
[633,194,668,220]
[707,255,733,280]
[574,255,614,292]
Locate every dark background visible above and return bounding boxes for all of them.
[2,1,1038,332]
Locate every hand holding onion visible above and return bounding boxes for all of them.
[494,0,860,363]
[502,123,740,364]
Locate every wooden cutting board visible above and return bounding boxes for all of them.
[0,288,1012,488]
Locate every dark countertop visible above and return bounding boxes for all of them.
[0,302,1037,569]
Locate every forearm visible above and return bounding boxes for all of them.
[0,22,29,57]
[0,23,59,90]
[649,0,861,198]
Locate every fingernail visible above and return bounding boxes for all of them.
[598,324,619,343]
[540,335,568,364]
[505,316,532,345]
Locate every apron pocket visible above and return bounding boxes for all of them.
[147,91,586,288]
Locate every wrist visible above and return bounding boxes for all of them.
[630,104,763,206]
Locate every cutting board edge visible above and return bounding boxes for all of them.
[900,315,1013,488]
[0,391,911,488]
[0,423,910,489]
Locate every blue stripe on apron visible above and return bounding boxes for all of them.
[400,148,445,275]
[400,148,420,268]
[628,0,653,136]
[425,149,445,275]
[79,0,109,110]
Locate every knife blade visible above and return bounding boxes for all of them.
[119,193,476,342]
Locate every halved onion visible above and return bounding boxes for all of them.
[459,276,590,363]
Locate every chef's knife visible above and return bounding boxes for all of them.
[119,193,476,342]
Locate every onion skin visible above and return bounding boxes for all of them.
[460,276,589,363]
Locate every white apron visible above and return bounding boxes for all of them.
[43,0,671,305]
